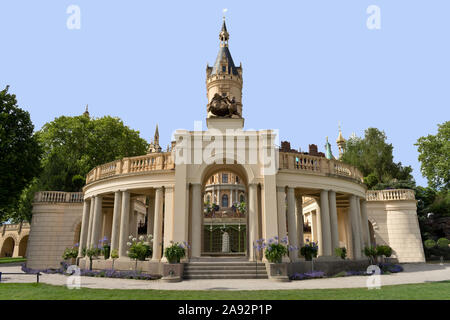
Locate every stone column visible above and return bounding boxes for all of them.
[78,198,91,257]
[248,183,259,261]
[110,191,122,254]
[152,187,164,261]
[328,190,340,253]
[276,187,287,240]
[286,187,298,261]
[349,195,362,259]
[118,191,130,258]
[356,198,365,250]
[295,195,304,249]
[360,199,370,247]
[319,190,332,257]
[162,186,175,252]
[86,197,96,248]
[230,186,233,205]
[191,184,202,258]
[147,195,155,237]
[91,195,103,248]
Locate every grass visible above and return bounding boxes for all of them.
[0,281,449,300]
[0,257,26,264]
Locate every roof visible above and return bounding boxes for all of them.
[210,46,240,76]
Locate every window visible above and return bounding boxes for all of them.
[235,176,239,184]
[206,195,211,203]
[222,194,229,208]
[222,174,228,183]
[240,194,245,203]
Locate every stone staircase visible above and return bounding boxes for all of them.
[183,257,268,280]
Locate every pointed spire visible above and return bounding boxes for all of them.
[154,124,159,145]
[83,104,90,117]
[325,136,334,160]
[219,13,229,47]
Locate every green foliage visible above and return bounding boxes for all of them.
[237,201,246,214]
[334,247,347,260]
[37,115,148,192]
[62,247,78,260]
[424,239,436,249]
[376,245,392,258]
[363,246,378,264]
[415,121,450,190]
[300,241,319,261]
[0,86,42,222]
[164,241,187,263]
[341,128,414,190]
[127,235,153,261]
[110,249,119,260]
[437,238,450,249]
[265,243,288,263]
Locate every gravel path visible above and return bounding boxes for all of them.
[1,263,449,291]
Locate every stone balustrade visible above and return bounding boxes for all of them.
[366,189,415,201]
[1,222,30,235]
[279,152,364,182]
[34,191,84,203]
[86,152,175,184]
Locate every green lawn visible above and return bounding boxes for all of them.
[0,257,26,264]
[0,281,449,300]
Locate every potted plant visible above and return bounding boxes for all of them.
[127,235,153,271]
[364,246,378,264]
[376,245,392,264]
[161,241,190,282]
[300,240,319,261]
[110,249,119,270]
[258,237,291,282]
[100,237,110,260]
[86,247,100,271]
[62,245,79,265]
[334,247,347,260]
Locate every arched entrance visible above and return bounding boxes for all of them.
[0,237,15,257]
[201,165,248,256]
[18,235,28,257]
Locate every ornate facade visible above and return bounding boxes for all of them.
[24,19,425,276]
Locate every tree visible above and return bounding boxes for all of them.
[341,128,414,189]
[37,114,148,191]
[0,86,42,222]
[415,121,450,191]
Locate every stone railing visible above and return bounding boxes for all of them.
[86,152,175,184]
[1,222,30,235]
[279,152,364,183]
[34,191,84,203]
[366,189,415,201]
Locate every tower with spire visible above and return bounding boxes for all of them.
[336,124,346,158]
[147,125,162,153]
[83,104,90,117]
[206,16,244,129]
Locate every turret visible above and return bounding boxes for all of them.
[336,125,346,158]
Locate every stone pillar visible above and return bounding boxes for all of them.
[360,199,370,247]
[86,197,96,249]
[118,191,130,258]
[12,245,20,258]
[91,195,103,248]
[349,195,362,259]
[152,187,164,261]
[286,187,298,261]
[191,184,202,258]
[230,186,233,205]
[110,191,122,254]
[147,195,155,237]
[248,183,259,261]
[319,190,332,257]
[276,187,287,240]
[295,195,304,248]
[356,198,365,250]
[162,186,175,252]
[78,198,91,257]
[328,190,339,253]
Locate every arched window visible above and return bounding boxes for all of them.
[235,176,239,184]
[222,194,229,208]
[206,195,211,203]
[222,174,228,183]
[239,194,245,203]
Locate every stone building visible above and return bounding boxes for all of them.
[23,19,425,278]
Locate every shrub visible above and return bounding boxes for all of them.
[424,239,436,249]
[62,247,78,260]
[260,237,291,263]
[437,238,450,248]
[363,246,378,264]
[335,247,347,260]
[127,235,153,261]
[376,245,392,258]
[300,240,318,261]
[164,241,189,263]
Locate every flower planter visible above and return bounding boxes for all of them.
[161,263,184,282]
[266,263,290,282]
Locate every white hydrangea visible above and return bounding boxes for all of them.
[139,235,144,241]
[126,242,132,246]
[129,235,133,239]
[143,242,150,246]
[132,238,137,242]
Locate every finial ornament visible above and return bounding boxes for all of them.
[222,8,228,20]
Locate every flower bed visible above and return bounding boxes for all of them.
[21,262,160,280]
[290,271,325,280]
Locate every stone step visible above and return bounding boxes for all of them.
[184,274,268,280]
[186,262,266,267]
[185,266,266,271]
[185,269,267,275]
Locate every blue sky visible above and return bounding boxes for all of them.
[1,1,449,187]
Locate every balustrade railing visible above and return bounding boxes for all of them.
[86,152,175,184]
[279,152,364,182]
[366,189,415,201]
[34,191,84,203]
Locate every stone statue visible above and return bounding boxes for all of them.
[207,93,240,118]
[221,230,230,253]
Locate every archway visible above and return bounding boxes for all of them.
[201,165,248,256]
[0,237,15,258]
[18,235,29,257]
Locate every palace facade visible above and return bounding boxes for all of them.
[22,19,425,278]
